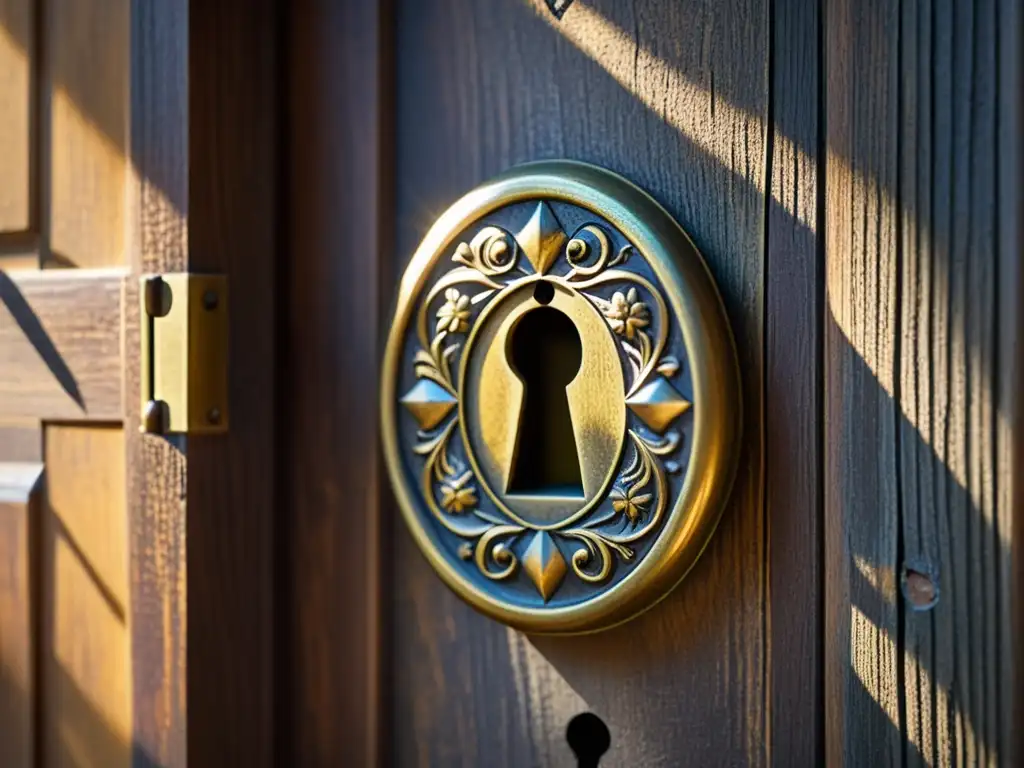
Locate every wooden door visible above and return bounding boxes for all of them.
[281,1,1022,767]
[0,1,278,766]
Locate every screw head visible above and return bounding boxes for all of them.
[203,289,219,310]
[207,407,221,425]
[142,399,170,434]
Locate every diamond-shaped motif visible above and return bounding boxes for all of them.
[400,379,457,430]
[626,379,692,433]
[522,532,567,602]
[514,202,566,275]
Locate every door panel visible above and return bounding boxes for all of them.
[42,425,129,768]
[392,1,768,765]
[0,1,279,766]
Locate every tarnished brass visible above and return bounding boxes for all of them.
[381,161,741,633]
[140,273,229,435]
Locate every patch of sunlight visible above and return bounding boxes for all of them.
[0,22,30,229]
[529,0,816,232]
[853,555,896,603]
[506,627,589,762]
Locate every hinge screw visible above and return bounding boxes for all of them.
[143,399,170,434]
[203,289,219,310]
[207,407,221,425]
[143,276,172,318]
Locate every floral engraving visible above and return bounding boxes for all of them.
[604,288,650,340]
[436,288,471,334]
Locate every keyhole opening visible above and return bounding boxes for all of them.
[566,712,611,767]
[506,296,584,497]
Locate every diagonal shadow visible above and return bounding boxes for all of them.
[0,271,84,411]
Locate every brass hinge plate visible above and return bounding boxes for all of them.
[140,273,228,435]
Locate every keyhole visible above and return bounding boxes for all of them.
[506,286,584,497]
[566,712,611,767]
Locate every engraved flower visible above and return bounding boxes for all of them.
[610,484,652,525]
[605,287,650,339]
[436,288,471,334]
[440,474,478,514]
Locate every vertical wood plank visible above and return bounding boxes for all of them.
[0,462,42,768]
[998,0,1022,764]
[125,1,188,764]
[281,1,388,766]
[896,0,1009,764]
[42,425,130,768]
[824,0,902,764]
[765,0,822,763]
[827,0,1014,763]
[187,0,278,763]
[392,1,767,765]
[0,0,33,233]
[46,0,129,267]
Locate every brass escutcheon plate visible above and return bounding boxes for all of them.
[381,161,741,633]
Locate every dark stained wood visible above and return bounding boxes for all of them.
[280,1,388,766]
[391,1,767,764]
[824,0,902,764]
[764,0,822,764]
[826,0,1014,764]
[0,461,42,768]
[0,268,122,420]
[124,0,188,761]
[186,0,279,764]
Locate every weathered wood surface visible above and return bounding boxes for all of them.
[765,0,822,763]
[825,0,1014,765]
[0,462,42,768]
[0,268,123,420]
[392,1,768,765]
[280,1,387,766]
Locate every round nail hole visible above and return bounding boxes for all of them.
[566,712,610,767]
[901,565,939,611]
[534,281,555,305]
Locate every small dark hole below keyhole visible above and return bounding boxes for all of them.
[566,712,611,767]
[507,300,584,497]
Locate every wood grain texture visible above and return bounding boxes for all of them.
[897,1,1009,764]
[42,425,130,768]
[0,462,42,768]
[124,1,188,762]
[0,0,33,233]
[824,0,901,762]
[0,268,123,421]
[281,1,387,766]
[764,0,822,763]
[826,0,1013,764]
[392,1,767,765]
[186,0,278,763]
[46,0,129,267]
[999,2,1023,765]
